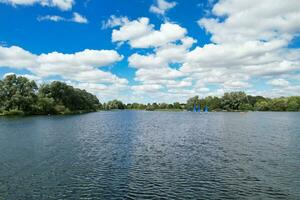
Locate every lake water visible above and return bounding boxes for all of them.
[0,111,299,199]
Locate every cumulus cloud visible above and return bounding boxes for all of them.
[267,78,290,87]
[150,0,177,16]
[127,34,195,95]
[131,84,163,93]
[0,0,74,10]
[198,0,300,44]
[0,45,38,69]
[111,17,187,48]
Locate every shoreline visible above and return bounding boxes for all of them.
[1,109,299,117]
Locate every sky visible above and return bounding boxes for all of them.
[0,0,300,103]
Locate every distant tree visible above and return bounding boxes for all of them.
[270,98,288,111]
[36,97,56,114]
[204,96,221,111]
[254,100,270,111]
[173,102,181,109]
[239,103,253,111]
[286,97,300,111]
[221,92,247,111]
[247,95,266,107]
[186,96,200,111]
[106,99,125,110]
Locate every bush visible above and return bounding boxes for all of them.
[3,109,25,116]
[54,105,71,114]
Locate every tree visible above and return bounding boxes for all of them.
[0,75,37,113]
[287,97,300,111]
[254,100,270,111]
[39,81,99,112]
[204,96,221,111]
[239,103,253,111]
[270,98,287,111]
[106,100,125,110]
[186,96,200,111]
[221,92,247,111]
[0,75,101,115]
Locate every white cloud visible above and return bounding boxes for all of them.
[130,23,187,48]
[36,49,124,81]
[0,0,74,10]
[267,78,290,87]
[198,0,300,44]
[111,17,187,48]
[72,12,88,24]
[101,15,129,29]
[37,12,88,24]
[131,84,162,93]
[150,0,177,16]
[0,45,37,69]
[37,15,65,22]
[112,17,153,45]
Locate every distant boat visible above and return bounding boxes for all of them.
[198,105,201,112]
[204,106,209,113]
[193,104,208,113]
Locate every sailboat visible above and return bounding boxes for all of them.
[204,105,209,113]
[198,105,201,112]
[193,104,197,112]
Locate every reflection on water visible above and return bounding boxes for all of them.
[0,111,299,199]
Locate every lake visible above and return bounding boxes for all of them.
[0,111,299,199]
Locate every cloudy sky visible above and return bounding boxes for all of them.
[0,0,300,103]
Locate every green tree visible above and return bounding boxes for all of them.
[106,99,125,110]
[254,100,270,111]
[287,97,300,111]
[0,75,37,113]
[186,96,200,111]
[204,96,221,111]
[270,98,288,111]
[221,91,247,111]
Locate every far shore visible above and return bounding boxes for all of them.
[1,109,300,117]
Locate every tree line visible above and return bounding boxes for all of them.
[1,75,300,116]
[0,75,100,115]
[103,91,300,112]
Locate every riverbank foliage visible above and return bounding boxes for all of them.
[184,92,300,112]
[0,75,100,115]
[102,92,300,112]
[1,75,300,116]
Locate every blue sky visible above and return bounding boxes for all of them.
[0,0,300,103]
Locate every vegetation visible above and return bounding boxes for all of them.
[119,91,300,112]
[184,92,300,112]
[1,75,300,116]
[128,92,300,112]
[0,75,100,115]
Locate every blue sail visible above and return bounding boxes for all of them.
[204,105,209,112]
[193,104,196,112]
